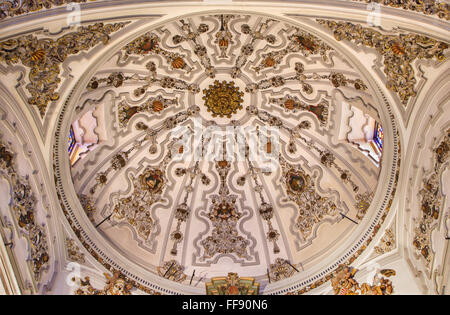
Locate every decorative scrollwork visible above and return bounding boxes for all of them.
[112,166,166,240]
[268,258,296,282]
[331,265,395,295]
[352,0,449,20]
[74,271,134,295]
[202,80,244,118]
[206,272,260,295]
[157,260,187,283]
[0,22,127,116]
[0,140,49,281]
[413,129,449,267]
[253,31,333,73]
[317,19,448,106]
[200,160,250,260]
[269,96,329,126]
[214,14,235,58]
[0,0,90,19]
[65,238,85,263]
[117,96,179,128]
[280,157,339,240]
[374,227,395,255]
[123,32,192,73]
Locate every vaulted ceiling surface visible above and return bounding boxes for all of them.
[0,1,448,296]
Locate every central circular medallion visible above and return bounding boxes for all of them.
[202,80,244,118]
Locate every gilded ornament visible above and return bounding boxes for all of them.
[268,258,296,282]
[331,265,395,295]
[214,15,235,58]
[206,273,260,295]
[264,57,276,67]
[284,99,295,110]
[281,158,339,239]
[318,19,448,106]
[152,100,164,112]
[157,260,187,283]
[413,130,450,267]
[351,0,449,20]
[0,141,50,281]
[141,38,158,53]
[202,80,244,118]
[0,0,91,20]
[30,49,46,62]
[200,160,250,259]
[171,57,185,69]
[0,22,126,116]
[219,38,229,48]
[75,272,133,295]
[391,43,406,55]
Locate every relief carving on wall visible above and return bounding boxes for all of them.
[74,271,134,295]
[87,60,200,100]
[331,265,395,295]
[65,237,85,263]
[246,61,367,96]
[413,129,449,268]
[231,18,277,79]
[0,22,126,116]
[117,96,179,128]
[237,156,281,254]
[317,19,448,107]
[214,14,235,59]
[355,191,374,220]
[269,96,329,126]
[0,0,91,19]
[0,140,49,281]
[123,32,192,73]
[252,30,332,73]
[352,0,449,20]
[248,106,361,194]
[112,166,166,241]
[78,193,96,222]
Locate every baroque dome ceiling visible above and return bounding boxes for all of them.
[59,12,394,294]
[1,0,448,296]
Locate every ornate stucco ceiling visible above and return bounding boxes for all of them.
[58,13,395,294]
[0,1,448,296]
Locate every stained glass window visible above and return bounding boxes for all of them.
[373,122,383,152]
[68,126,76,154]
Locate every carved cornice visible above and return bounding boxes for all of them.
[352,0,449,20]
[0,0,91,19]
[330,265,396,295]
[413,129,449,270]
[1,1,448,21]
